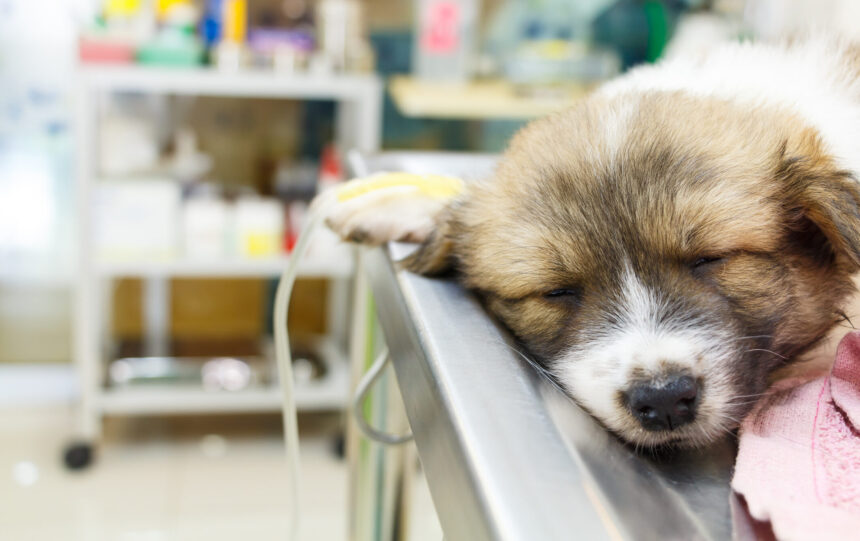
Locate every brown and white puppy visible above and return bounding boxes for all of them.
[326,38,860,448]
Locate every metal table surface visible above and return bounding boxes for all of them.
[354,152,737,541]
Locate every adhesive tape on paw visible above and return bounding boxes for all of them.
[335,172,464,203]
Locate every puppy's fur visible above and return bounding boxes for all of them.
[328,38,860,447]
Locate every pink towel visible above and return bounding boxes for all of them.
[732,331,860,540]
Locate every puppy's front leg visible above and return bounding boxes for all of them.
[316,173,462,245]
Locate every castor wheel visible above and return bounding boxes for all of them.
[332,432,346,460]
[63,442,94,470]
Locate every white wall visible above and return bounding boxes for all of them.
[0,0,88,363]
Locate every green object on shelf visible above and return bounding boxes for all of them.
[643,0,670,63]
[137,26,205,66]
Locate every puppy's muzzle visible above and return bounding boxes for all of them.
[625,373,699,431]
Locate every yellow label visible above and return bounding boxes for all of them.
[105,0,142,16]
[336,172,464,203]
[156,0,190,18]
[223,0,247,43]
[243,233,278,257]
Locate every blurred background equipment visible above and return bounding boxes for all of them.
[70,47,382,469]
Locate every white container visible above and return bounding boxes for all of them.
[182,196,230,259]
[316,0,364,71]
[99,114,159,176]
[234,197,285,258]
[94,178,181,261]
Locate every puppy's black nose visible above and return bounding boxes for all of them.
[626,375,699,431]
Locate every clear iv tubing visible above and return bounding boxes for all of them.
[274,185,413,540]
[274,193,335,541]
[352,348,413,445]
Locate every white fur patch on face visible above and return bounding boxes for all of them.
[553,266,736,445]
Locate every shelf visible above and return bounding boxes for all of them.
[99,382,345,414]
[79,65,381,100]
[95,252,353,279]
[99,340,351,415]
[388,76,592,120]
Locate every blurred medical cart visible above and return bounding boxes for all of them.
[69,65,382,468]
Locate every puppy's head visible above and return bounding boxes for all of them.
[406,93,860,447]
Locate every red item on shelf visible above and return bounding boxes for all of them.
[284,201,307,253]
[79,38,136,64]
[284,228,297,253]
[318,144,343,191]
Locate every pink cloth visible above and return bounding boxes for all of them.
[732,331,860,540]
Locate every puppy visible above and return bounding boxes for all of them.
[326,37,860,448]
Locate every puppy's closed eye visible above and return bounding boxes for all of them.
[543,287,582,303]
[690,256,725,272]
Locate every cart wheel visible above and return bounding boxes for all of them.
[332,433,346,460]
[63,442,94,470]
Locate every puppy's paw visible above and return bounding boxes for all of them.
[316,174,462,245]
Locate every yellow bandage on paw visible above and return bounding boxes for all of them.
[335,172,464,203]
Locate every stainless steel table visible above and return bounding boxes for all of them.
[353,152,737,541]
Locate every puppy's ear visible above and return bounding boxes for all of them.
[401,201,463,275]
[779,142,860,268]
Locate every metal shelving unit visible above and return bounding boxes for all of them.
[70,65,382,467]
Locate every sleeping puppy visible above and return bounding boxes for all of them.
[325,37,860,448]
